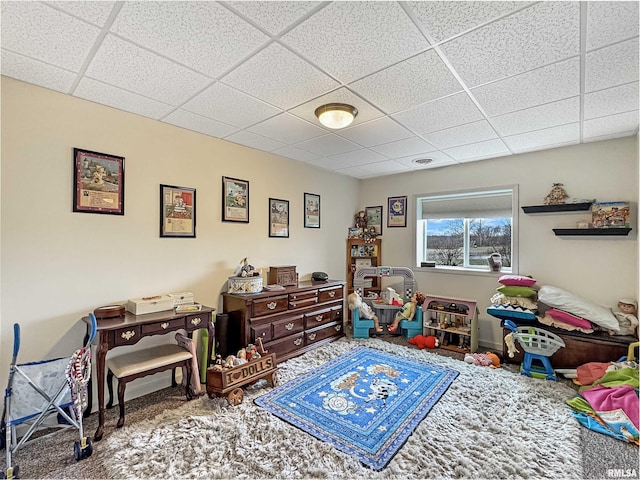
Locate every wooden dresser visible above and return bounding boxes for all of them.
[222,280,345,363]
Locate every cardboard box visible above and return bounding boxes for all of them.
[126,295,174,315]
[592,202,630,228]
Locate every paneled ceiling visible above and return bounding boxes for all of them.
[2,1,638,179]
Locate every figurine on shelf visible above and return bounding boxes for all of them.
[387,292,426,334]
[363,225,377,243]
[234,257,262,278]
[543,183,569,205]
[355,210,368,229]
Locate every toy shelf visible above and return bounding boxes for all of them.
[553,228,632,236]
[422,295,479,354]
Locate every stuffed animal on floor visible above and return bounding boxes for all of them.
[504,332,519,358]
[408,334,439,349]
[464,352,501,368]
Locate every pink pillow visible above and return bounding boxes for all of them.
[498,275,537,287]
[546,308,593,329]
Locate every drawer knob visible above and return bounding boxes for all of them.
[191,317,202,326]
[267,302,277,310]
[121,330,136,341]
[328,291,335,298]
[294,338,302,346]
[308,333,317,340]
[285,323,294,330]
[335,325,342,332]
[315,315,323,322]
[161,322,169,329]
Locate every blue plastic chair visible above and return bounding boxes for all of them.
[399,306,423,340]
[352,307,375,339]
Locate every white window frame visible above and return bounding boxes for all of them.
[414,185,519,276]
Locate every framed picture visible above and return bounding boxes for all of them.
[304,192,320,228]
[388,196,407,227]
[222,176,249,223]
[160,184,196,238]
[365,205,383,236]
[269,198,289,238]
[73,148,125,215]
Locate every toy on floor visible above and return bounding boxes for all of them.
[387,292,425,334]
[504,332,519,358]
[464,352,501,368]
[348,291,383,334]
[409,334,439,349]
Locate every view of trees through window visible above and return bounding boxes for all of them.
[424,217,512,268]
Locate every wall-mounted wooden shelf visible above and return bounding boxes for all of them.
[521,202,592,214]
[553,228,632,236]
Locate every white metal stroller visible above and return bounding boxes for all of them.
[1,313,97,479]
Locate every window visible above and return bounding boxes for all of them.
[415,186,518,273]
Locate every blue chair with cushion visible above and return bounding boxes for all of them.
[352,307,375,339]
[399,306,423,340]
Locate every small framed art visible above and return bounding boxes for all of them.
[366,205,383,236]
[222,176,249,223]
[304,192,320,228]
[388,196,407,227]
[269,198,289,238]
[160,184,196,238]
[73,148,125,215]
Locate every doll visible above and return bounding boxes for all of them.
[387,292,425,334]
[354,210,367,229]
[610,299,638,337]
[347,291,383,334]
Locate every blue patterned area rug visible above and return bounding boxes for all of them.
[254,345,458,470]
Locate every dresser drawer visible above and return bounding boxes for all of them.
[331,306,344,322]
[306,322,343,345]
[113,326,141,346]
[289,290,317,303]
[304,308,333,329]
[318,285,343,303]
[264,332,304,358]
[185,313,208,329]
[289,297,318,310]
[272,315,304,339]
[141,318,185,335]
[252,295,288,317]
[250,323,272,343]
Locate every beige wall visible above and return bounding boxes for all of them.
[0,77,359,392]
[361,136,639,347]
[1,77,638,400]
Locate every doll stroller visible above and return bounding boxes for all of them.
[1,313,97,479]
[503,320,565,381]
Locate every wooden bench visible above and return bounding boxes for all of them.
[106,344,193,428]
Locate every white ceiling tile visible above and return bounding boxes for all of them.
[338,159,408,177]
[350,50,463,114]
[182,83,281,129]
[1,50,76,93]
[288,87,384,130]
[271,145,323,163]
[281,2,429,83]
[583,111,639,139]
[337,117,413,147]
[315,149,387,170]
[586,1,639,51]
[1,2,101,71]
[85,35,211,106]
[75,77,173,119]
[472,58,580,117]
[424,120,498,149]
[491,97,580,137]
[226,1,321,35]
[50,1,116,26]
[163,109,239,139]
[370,137,437,158]
[407,1,531,43]
[295,135,360,157]
[111,2,268,78]
[443,139,510,162]
[583,131,638,144]
[585,83,639,120]
[440,2,580,87]
[394,152,458,168]
[221,43,339,109]
[333,164,381,179]
[247,113,325,144]
[224,130,286,152]
[585,38,640,93]
[503,123,580,152]
[393,92,484,134]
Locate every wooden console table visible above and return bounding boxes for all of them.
[82,306,215,441]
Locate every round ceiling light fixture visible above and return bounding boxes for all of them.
[314,103,358,129]
[412,158,434,165]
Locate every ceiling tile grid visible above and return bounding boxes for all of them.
[1,1,637,179]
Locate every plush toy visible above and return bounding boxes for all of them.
[464,352,501,368]
[409,334,439,349]
[504,332,519,358]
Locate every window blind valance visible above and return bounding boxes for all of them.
[420,190,512,219]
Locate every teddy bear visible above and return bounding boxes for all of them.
[408,334,439,349]
[464,352,501,368]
